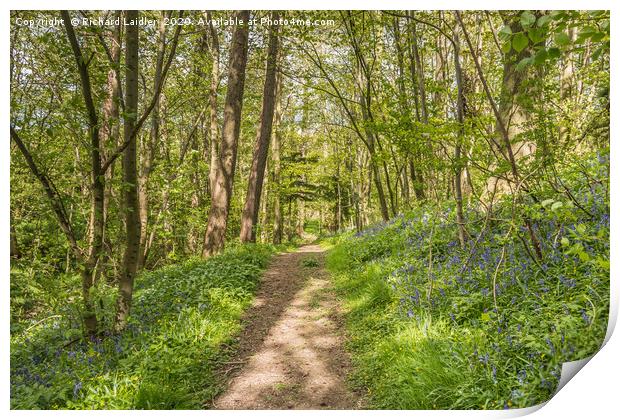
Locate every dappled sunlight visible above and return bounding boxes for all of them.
[214,246,361,409]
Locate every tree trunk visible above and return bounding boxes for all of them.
[61,11,105,336]
[240,12,280,242]
[206,11,220,195]
[406,13,427,201]
[453,31,469,247]
[137,13,166,270]
[456,11,543,260]
[357,75,389,221]
[203,10,250,256]
[272,72,284,245]
[115,10,141,330]
[99,11,121,283]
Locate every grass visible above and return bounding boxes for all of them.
[10,243,275,409]
[325,153,609,409]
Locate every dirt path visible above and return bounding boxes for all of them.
[213,244,363,409]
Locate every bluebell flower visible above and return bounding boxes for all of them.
[410,288,420,305]
[540,378,553,390]
[559,275,576,288]
[581,309,591,325]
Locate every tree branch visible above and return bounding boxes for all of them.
[101,11,184,174]
[10,127,83,260]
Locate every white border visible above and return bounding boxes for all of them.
[2,1,618,419]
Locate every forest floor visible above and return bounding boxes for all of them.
[212,244,364,409]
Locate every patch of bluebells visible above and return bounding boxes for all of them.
[342,154,609,407]
[10,245,274,409]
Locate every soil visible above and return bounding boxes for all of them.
[211,244,364,409]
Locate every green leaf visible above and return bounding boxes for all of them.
[591,46,604,61]
[547,47,561,59]
[541,199,555,207]
[498,25,513,39]
[578,251,591,262]
[520,11,537,28]
[534,48,548,64]
[528,28,546,44]
[580,25,598,36]
[596,258,610,270]
[536,14,553,27]
[515,56,533,71]
[554,32,571,46]
[561,237,570,247]
[550,11,568,20]
[551,201,563,211]
[512,33,529,52]
[501,41,512,54]
[601,19,610,32]
[481,312,492,322]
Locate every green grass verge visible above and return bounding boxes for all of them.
[325,155,609,409]
[10,243,275,409]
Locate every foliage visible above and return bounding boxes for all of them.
[326,152,609,409]
[10,244,274,409]
[10,8,610,411]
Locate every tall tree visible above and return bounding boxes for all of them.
[115,10,141,330]
[98,11,122,282]
[137,12,167,270]
[13,11,109,336]
[206,11,221,195]
[452,30,469,247]
[407,12,428,201]
[203,10,251,256]
[272,71,284,244]
[240,11,280,242]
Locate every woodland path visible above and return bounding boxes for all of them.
[212,244,363,409]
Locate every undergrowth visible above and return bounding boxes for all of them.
[326,152,609,409]
[10,244,274,409]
